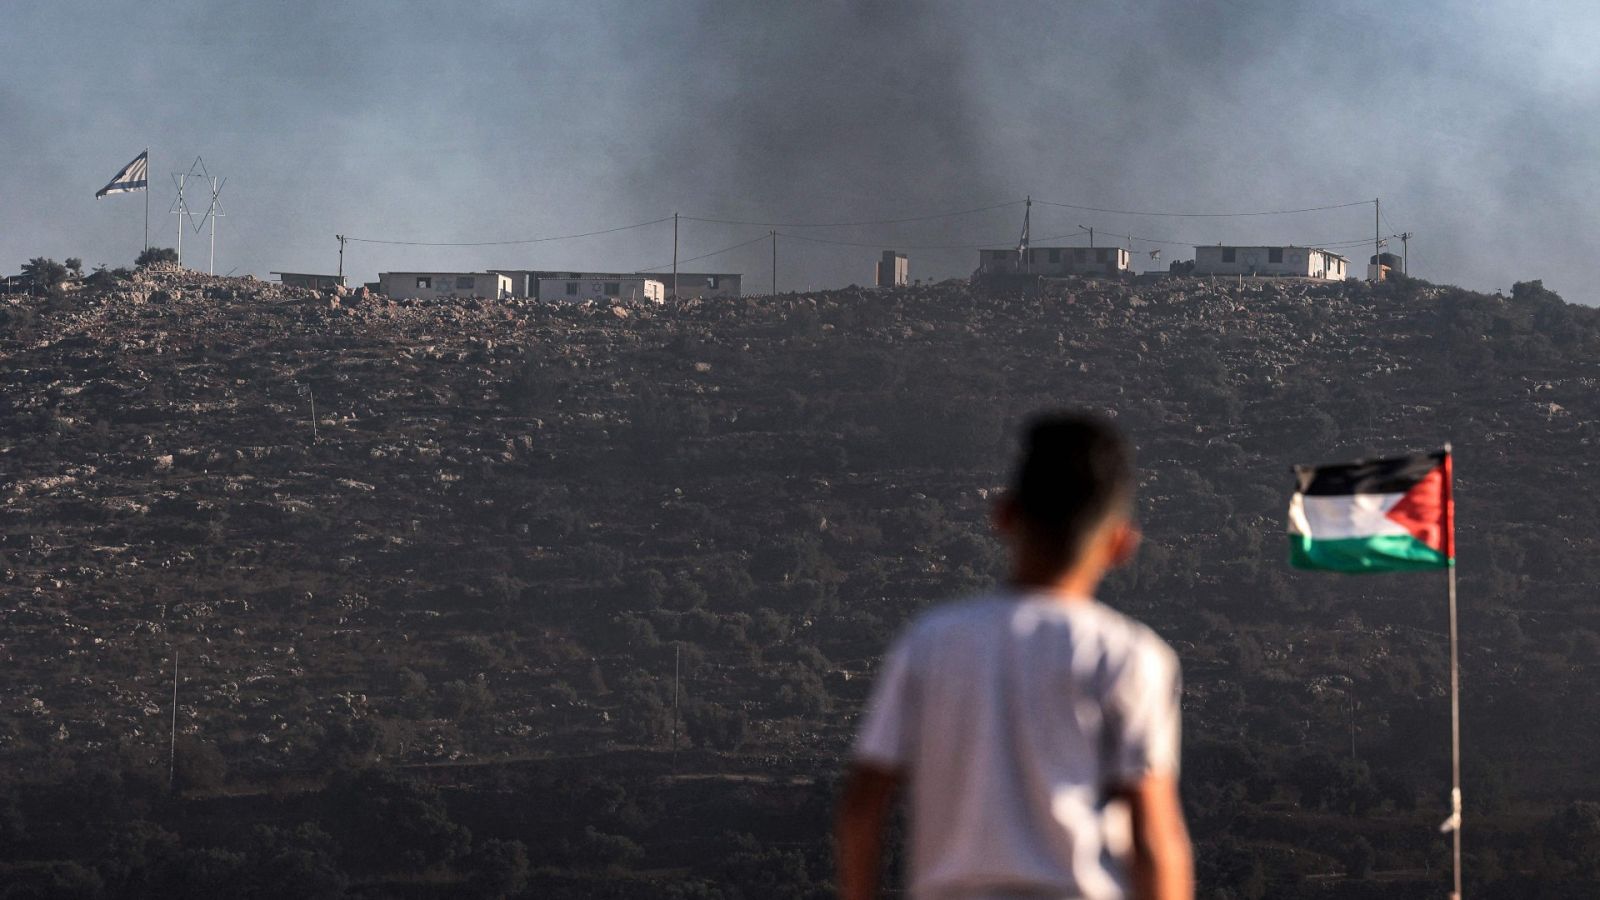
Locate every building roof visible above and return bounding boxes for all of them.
[494,269,738,279]
[1196,245,1349,261]
[379,271,508,278]
[535,273,664,281]
[987,245,1129,253]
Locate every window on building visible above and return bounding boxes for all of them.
[1048,249,1060,263]
[456,276,475,289]
[605,282,620,295]
[565,282,578,296]
[1075,249,1087,262]
[1269,248,1284,264]
[1222,248,1236,263]
[1096,249,1108,263]
[416,276,432,289]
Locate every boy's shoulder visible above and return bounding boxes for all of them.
[899,592,1014,640]
[904,592,1175,666]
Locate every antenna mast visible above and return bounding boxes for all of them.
[202,174,226,276]
[170,170,193,266]
[170,158,225,272]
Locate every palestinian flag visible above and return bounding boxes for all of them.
[1288,450,1453,573]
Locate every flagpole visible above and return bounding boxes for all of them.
[1444,441,1462,900]
[143,148,150,251]
[1448,558,1462,899]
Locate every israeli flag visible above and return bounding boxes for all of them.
[95,150,148,197]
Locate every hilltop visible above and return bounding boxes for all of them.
[2,265,1599,897]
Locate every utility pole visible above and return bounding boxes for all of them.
[169,648,179,792]
[1349,691,1357,760]
[1018,196,1031,267]
[1400,232,1411,276]
[671,643,681,767]
[770,230,778,296]
[336,234,347,286]
[1373,198,1381,283]
[671,213,679,300]
[298,383,318,441]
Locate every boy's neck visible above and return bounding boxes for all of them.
[1007,566,1102,603]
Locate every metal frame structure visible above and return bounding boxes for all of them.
[170,157,226,273]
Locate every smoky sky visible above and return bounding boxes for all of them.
[3,0,1598,302]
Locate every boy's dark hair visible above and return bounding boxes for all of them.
[1010,412,1134,567]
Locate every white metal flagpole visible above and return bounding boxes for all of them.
[1440,441,1463,899]
[1447,559,1462,899]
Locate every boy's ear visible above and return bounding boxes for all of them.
[1108,520,1142,568]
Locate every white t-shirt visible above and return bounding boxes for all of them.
[852,591,1181,900]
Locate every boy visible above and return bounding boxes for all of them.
[837,413,1192,900]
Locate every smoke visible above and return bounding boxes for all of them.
[3,1,1600,301]
[621,0,1014,287]
[633,2,997,208]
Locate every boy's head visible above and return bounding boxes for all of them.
[998,412,1138,580]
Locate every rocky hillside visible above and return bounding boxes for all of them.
[2,264,1599,897]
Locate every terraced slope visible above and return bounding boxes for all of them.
[2,266,1598,896]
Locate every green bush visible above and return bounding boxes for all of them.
[135,247,178,266]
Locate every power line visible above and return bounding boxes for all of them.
[1287,235,1403,250]
[780,231,1022,251]
[679,200,1024,228]
[636,233,772,272]
[767,228,1395,253]
[1380,205,1400,238]
[1033,198,1373,218]
[1102,230,1401,250]
[343,216,672,247]
[338,197,1382,250]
